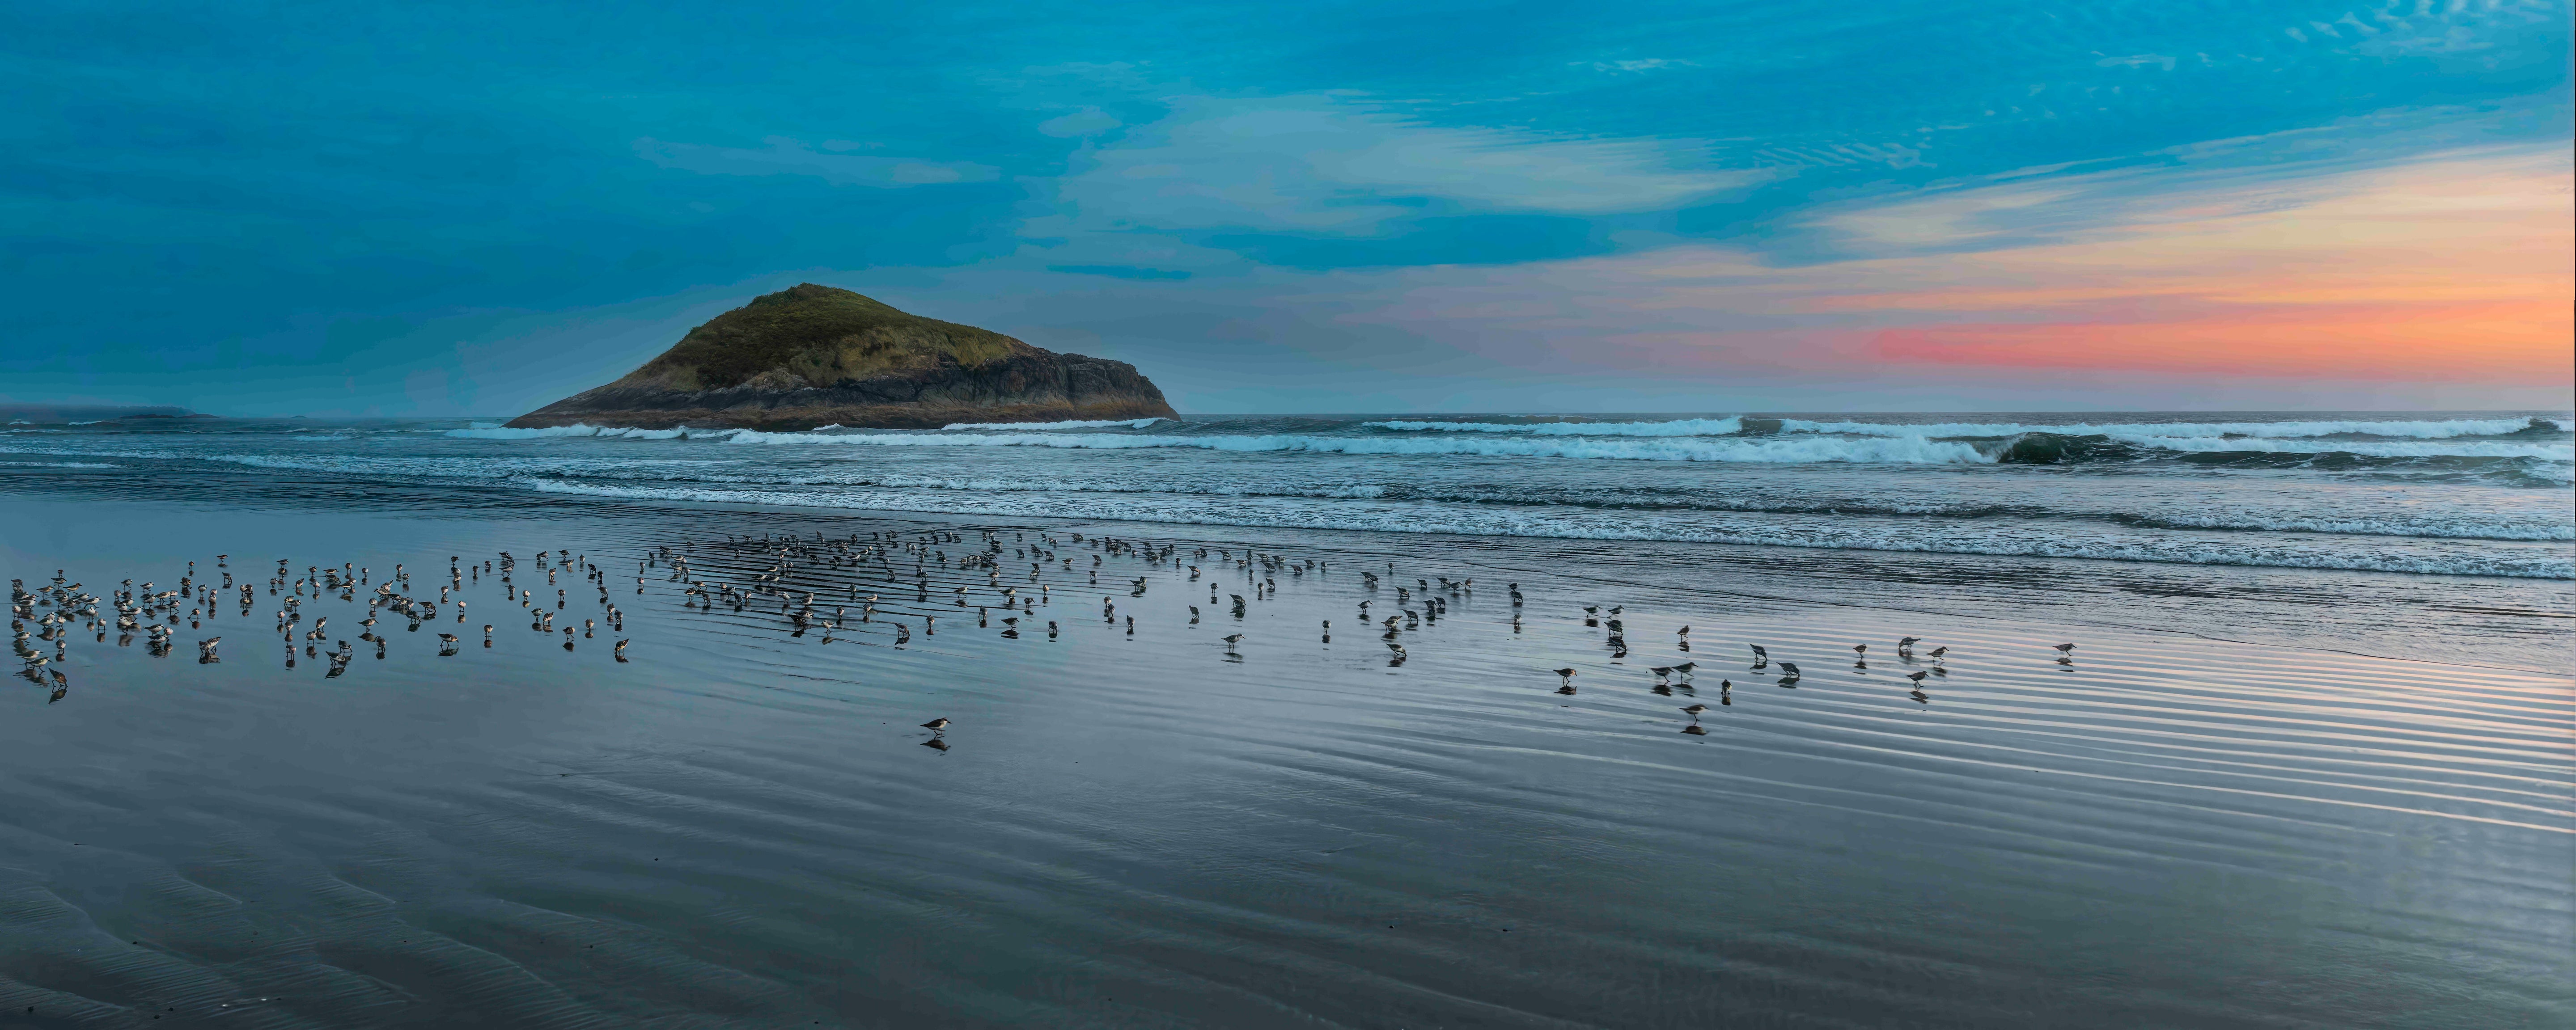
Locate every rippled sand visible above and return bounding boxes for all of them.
[2,496,2568,1028]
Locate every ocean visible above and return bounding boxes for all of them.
[12,410,2574,573]
[1,410,2570,1027]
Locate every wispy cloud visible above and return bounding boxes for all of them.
[1042,95,1766,235]
[634,136,1000,187]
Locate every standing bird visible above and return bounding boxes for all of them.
[1670,661,1697,679]
[1778,661,1802,679]
[2053,643,2077,655]
[1551,667,1577,687]
[1851,643,1867,656]
[1679,703,1707,718]
[921,717,950,733]
[1928,646,1949,659]
[1898,636,1922,651]
[1749,644,1768,661]
[1905,671,1928,684]
[1221,633,1244,651]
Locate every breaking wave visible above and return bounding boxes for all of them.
[723,429,1992,464]
[446,423,746,440]
[516,478,2573,578]
[940,417,1169,431]
[1790,415,2570,442]
[1364,417,1745,436]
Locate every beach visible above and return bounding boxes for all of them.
[2,414,2570,1027]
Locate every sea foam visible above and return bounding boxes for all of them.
[517,478,2573,578]
[939,417,1169,431]
[722,429,1990,464]
[1364,417,1745,437]
[1786,416,2566,441]
[446,423,742,440]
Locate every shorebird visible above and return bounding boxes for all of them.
[1851,643,1866,656]
[1777,661,1802,679]
[1676,625,1690,637]
[1671,661,1697,679]
[920,717,950,733]
[1649,665,1675,684]
[1679,704,1707,717]
[1928,646,1949,659]
[436,633,458,645]
[1551,667,1577,687]
[1221,633,1243,650]
[2053,643,2076,655]
[1898,636,1922,651]
[1749,644,1767,661]
[1385,642,1406,659]
[1905,671,1928,684]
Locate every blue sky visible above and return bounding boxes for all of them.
[2,0,2568,416]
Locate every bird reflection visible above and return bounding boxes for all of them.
[920,738,950,752]
[1680,723,1707,735]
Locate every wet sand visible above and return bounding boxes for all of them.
[1,493,2569,1028]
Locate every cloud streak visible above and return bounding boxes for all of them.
[635,136,1000,187]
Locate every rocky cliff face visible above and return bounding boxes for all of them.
[505,284,1179,430]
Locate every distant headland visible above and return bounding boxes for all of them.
[0,403,214,423]
[506,284,1178,431]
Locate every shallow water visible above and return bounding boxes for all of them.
[0,474,2568,1027]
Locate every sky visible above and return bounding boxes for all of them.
[1,0,2568,416]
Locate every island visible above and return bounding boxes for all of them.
[505,284,1179,430]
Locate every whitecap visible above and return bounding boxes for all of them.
[1785,416,2566,442]
[724,429,1988,464]
[1364,417,1746,437]
[938,417,1169,431]
[513,478,2572,578]
[444,424,743,440]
